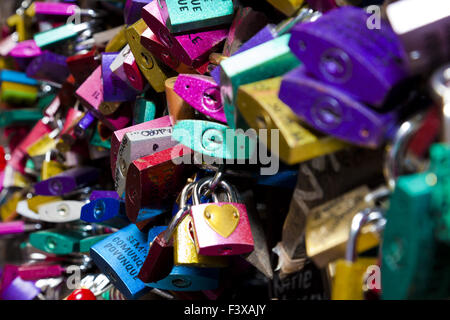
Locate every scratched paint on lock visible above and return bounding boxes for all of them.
[160,0,234,33]
[90,224,150,299]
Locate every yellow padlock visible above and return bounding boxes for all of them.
[7,14,30,42]
[266,0,304,16]
[27,195,62,213]
[237,77,347,165]
[0,192,23,221]
[26,132,59,158]
[1,81,38,104]
[174,215,229,267]
[331,206,384,300]
[305,186,381,268]
[105,25,127,53]
[125,19,172,93]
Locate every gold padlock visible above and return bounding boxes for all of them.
[0,191,23,221]
[237,77,347,165]
[266,0,304,16]
[105,25,127,53]
[26,130,59,158]
[165,77,194,125]
[27,195,62,213]
[7,14,30,42]
[174,215,229,268]
[125,19,172,93]
[41,156,66,180]
[305,185,381,268]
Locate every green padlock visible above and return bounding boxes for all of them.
[90,127,111,150]
[0,109,43,127]
[29,229,87,255]
[34,22,95,48]
[220,34,301,129]
[133,98,156,124]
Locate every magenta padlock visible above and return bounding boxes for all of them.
[102,53,137,102]
[125,0,152,25]
[0,221,25,235]
[8,40,42,59]
[110,115,172,178]
[174,75,226,123]
[190,178,254,256]
[288,6,409,106]
[34,167,100,196]
[34,2,78,17]
[26,50,70,84]
[279,66,399,148]
[142,1,228,68]
[18,264,65,281]
[123,51,145,91]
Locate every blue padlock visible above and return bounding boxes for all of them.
[90,224,151,299]
[0,70,39,86]
[143,226,220,291]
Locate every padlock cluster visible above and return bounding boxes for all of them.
[0,0,449,301]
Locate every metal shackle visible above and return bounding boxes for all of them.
[192,177,237,205]
[345,208,386,263]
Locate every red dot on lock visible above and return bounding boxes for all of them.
[66,288,97,300]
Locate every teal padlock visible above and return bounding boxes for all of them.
[34,22,95,48]
[133,98,156,125]
[29,229,87,255]
[220,34,301,129]
[172,120,256,160]
[90,128,111,150]
[159,0,235,33]
[381,171,447,299]
[143,226,220,291]
[0,109,43,127]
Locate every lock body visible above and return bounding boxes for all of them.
[125,0,153,25]
[133,98,156,124]
[38,200,84,223]
[102,52,137,102]
[279,66,398,148]
[158,0,234,33]
[30,229,86,255]
[267,0,304,16]
[237,77,347,164]
[190,202,254,256]
[90,224,151,299]
[81,198,125,223]
[165,77,195,125]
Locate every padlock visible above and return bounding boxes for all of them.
[110,115,172,177]
[0,108,43,127]
[142,1,228,68]
[0,221,41,235]
[0,191,24,221]
[0,34,19,58]
[81,197,126,223]
[331,208,385,300]
[18,264,65,281]
[102,52,138,102]
[90,190,120,202]
[123,49,145,92]
[80,234,113,253]
[386,0,450,74]
[8,39,42,59]
[110,45,135,87]
[75,66,105,119]
[74,112,96,138]
[288,6,409,106]
[105,26,128,53]
[27,195,62,213]
[172,120,256,160]
[305,185,382,268]
[0,81,38,105]
[89,224,152,299]
[174,75,226,123]
[125,144,193,222]
[133,98,156,124]
[220,33,300,128]
[66,49,100,85]
[279,66,401,148]
[41,151,66,180]
[0,70,38,87]
[91,125,112,150]
[99,104,133,132]
[267,0,304,16]
[165,77,195,124]
[33,2,79,19]
[26,128,60,158]
[115,126,177,196]
[173,182,228,267]
[29,229,86,255]
[33,21,98,49]
[16,200,39,220]
[189,177,254,256]
[37,200,85,223]
[158,0,234,33]
[125,0,153,25]
[7,14,30,42]
[125,19,171,93]
[34,167,99,196]
[237,77,347,165]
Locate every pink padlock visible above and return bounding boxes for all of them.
[123,51,144,91]
[18,264,65,281]
[189,178,254,256]
[8,40,42,58]
[174,74,226,123]
[0,221,25,235]
[75,66,103,118]
[0,35,16,57]
[142,1,228,68]
[34,2,78,17]
[110,115,172,177]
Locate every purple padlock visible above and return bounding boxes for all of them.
[142,1,228,68]
[74,112,96,138]
[34,167,100,196]
[288,7,409,107]
[89,190,120,201]
[26,50,70,84]
[125,0,153,25]
[102,53,137,102]
[174,75,226,123]
[279,66,399,148]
